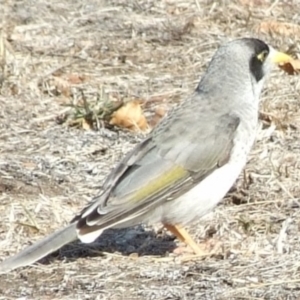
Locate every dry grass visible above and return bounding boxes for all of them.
[1,0,300,299]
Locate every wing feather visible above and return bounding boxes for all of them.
[75,96,240,237]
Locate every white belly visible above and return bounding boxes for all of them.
[159,158,246,225]
[144,121,256,226]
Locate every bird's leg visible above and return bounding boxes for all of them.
[163,224,206,255]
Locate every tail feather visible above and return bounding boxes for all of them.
[0,223,77,274]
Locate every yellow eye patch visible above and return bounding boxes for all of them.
[257,50,269,62]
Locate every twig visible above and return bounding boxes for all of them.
[276,217,292,254]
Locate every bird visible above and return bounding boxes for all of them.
[0,38,292,274]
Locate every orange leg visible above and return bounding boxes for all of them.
[164,224,206,255]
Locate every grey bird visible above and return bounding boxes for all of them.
[0,38,292,274]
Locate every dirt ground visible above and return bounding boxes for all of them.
[1,0,300,299]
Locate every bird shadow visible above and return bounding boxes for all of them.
[38,225,178,265]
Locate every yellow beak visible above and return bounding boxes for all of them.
[271,51,293,64]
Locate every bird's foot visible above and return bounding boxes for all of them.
[173,239,222,261]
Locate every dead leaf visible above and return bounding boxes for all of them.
[82,118,93,130]
[149,105,168,128]
[22,161,37,169]
[49,73,86,97]
[257,21,300,37]
[239,0,265,6]
[52,76,71,97]
[279,59,300,75]
[67,73,86,84]
[109,100,148,132]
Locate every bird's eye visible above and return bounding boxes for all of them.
[256,50,269,62]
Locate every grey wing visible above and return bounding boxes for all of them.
[0,93,241,274]
[0,109,240,274]
[74,104,240,235]
[155,109,241,175]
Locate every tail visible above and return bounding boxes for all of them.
[0,223,77,274]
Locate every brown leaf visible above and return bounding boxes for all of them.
[67,73,86,84]
[52,76,71,97]
[279,59,300,75]
[109,100,148,132]
[239,0,266,6]
[257,21,300,37]
[149,105,168,128]
[82,118,93,130]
